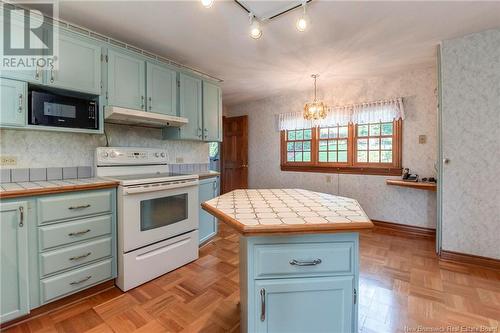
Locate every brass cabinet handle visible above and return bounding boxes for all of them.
[19,206,24,227]
[260,288,266,322]
[69,275,91,285]
[68,229,91,236]
[289,259,322,266]
[69,252,91,261]
[18,94,23,113]
[68,204,91,210]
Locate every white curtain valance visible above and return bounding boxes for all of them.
[276,98,405,131]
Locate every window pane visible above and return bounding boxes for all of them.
[287,142,294,151]
[381,123,393,135]
[358,125,369,137]
[338,139,348,150]
[329,127,338,138]
[295,130,303,140]
[381,151,392,163]
[303,129,312,140]
[339,126,348,138]
[369,151,380,163]
[338,151,347,162]
[328,151,337,162]
[357,138,368,150]
[303,152,311,162]
[319,128,329,139]
[295,152,303,161]
[319,140,328,151]
[357,151,368,162]
[381,138,392,150]
[303,141,311,151]
[369,124,380,136]
[328,140,337,151]
[369,138,380,150]
[287,131,296,140]
[319,152,328,162]
[287,152,295,162]
[295,141,303,151]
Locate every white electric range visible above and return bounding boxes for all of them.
[95,147,199,291]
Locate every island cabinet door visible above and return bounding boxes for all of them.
[254,276,354,333]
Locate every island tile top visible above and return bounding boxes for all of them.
[202,189,373,235]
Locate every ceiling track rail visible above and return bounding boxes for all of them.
[234,0,313,20]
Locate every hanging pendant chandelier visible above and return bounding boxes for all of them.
[303,74,327,120]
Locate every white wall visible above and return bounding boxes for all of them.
[440,28,500,259]
[227,67,437,229]
[0,124,209,168]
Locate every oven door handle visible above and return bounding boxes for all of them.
[123,180,199,195]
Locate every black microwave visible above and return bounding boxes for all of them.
[28,89,99,130]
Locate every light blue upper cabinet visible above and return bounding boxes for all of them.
[0,78,27,127]
[198,177,219,245]
[202,81,222,142]
[254,276,354,333]
[107,49,146,110]
[179,73,202,140]
[0,201,30,324]
[46,31,101,95]
[146,62,177,115]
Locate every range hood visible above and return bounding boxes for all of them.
[104,106,188,128]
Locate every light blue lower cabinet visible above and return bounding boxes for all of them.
[199,177,219,245]
[240,233,359,333]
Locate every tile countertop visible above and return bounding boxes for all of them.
[201,189,374,235]
[0,178,119,199]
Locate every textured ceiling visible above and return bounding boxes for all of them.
[49,1,500,106]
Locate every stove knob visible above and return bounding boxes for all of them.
[101,151,109,158]
[154,152,160,158]
[160,152,165,158]
[110,151,118,158]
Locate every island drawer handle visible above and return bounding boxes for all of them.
[69,252,92,261]
[69,276,91,285]
[68,204,91,210]
[289,259,322,266]
[68,229,91,236]
[260,288,266,322]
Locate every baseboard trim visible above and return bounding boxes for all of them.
[0,280,118,329]
[440,250,500,271]
[371,220,436,240]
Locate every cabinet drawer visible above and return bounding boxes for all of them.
[39,215,112,251]
[254,242,353,279]
[40,237,112,277]
[38,191,112,224]
[40,259,112,303]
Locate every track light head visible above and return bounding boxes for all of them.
[296,2,309,32]
[249,14,262,39]
[201,0,214,8]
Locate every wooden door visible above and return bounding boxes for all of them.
[107,49,146,110]
[254,276,354,333]
[179,73,202,140]
[0,78,27,128]
[48,31,101,95]
[202,81,222,142]
[221,115,248,193]
[0,201,30,323]
[146,62,177,116]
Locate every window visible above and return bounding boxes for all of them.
[280,120,402,175]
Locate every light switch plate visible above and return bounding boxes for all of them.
[0,156,17,166]
[326,175,332,183]
[176,157,184,163]
[419,135,427,144]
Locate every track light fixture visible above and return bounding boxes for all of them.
[201,0,214,8]
[249,13,262,39]
[296,1,309,32]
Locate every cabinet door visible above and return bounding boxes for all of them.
[0,78,27,127]
[198,178,218,244]
[146,63,177,116]
[202,81,222,142]
[107,49,145,110]
[47,31,101,95]
[254,276,354,333]
[179,73,202,140]
[0,201,29,323]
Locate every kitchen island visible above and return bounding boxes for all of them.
[201,189,373,333]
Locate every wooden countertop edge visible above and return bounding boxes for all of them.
[0,181,119,199]
[386,179,437,191]
[201,202,374,236]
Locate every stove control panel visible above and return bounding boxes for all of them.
[96,147,168,165]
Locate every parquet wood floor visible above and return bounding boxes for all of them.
[5,223,499,333]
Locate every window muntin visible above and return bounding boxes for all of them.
[355,122,394,164]
[285,129,312,162]
[318,126,349,163]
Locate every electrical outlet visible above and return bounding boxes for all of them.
[0,156,17,166]
[175,157,184,163]
[419,135,427,144]
[326,175,332,183]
